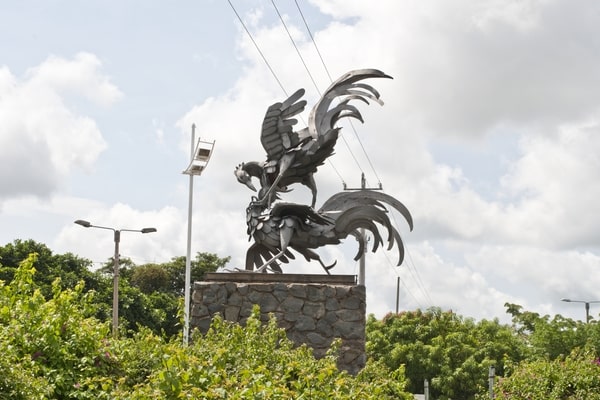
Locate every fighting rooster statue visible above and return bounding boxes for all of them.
[235,69,390,208]
[245,190,413,273]
[235,69,413,274]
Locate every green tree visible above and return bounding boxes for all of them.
[0,257,413,399]
[160,253,230,295]
[131,263,170,293]
[0,240,229,338]
[505,302,593,359]
[0,254,115,399]
[118,252,227,336]
[0,239,99,298]
[496,348,600,399]
[367,308,527,400]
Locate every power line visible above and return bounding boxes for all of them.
[227,1,379,187]
[380,247,424,309]
[389,211,435,307]
[404,246,435,306]
[269,0,353,185]
[227,2,428,312]
[271,0,321,95]
[294,0,333,82]
[294,0,383,186]
[275,2,427,311]
[348,120,384,186]
[227,1,347,188]
[226,0,289,97]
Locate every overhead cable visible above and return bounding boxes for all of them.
[293,0,381,185]
[271,0,321,95]
[227,0,289,97]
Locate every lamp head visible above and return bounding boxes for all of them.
[141,228,157,234]
[74,219,91,228]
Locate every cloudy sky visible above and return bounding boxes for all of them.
[2,0,600,324]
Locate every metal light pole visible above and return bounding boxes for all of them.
[343,173,382,285]
[74,219,156,338]
[182,124,215,345]
[561,298,600,323]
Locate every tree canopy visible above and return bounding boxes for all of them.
[0,255,412,399]
[367,308,528,399]
[0,239,228,337]
[3,239,600,398]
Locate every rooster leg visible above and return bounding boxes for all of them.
[318,258,336,275]
[256,220,295,273]
[259,153,295,206]
[305,173,317,208]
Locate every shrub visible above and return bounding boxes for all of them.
[1,254,411,399]
[496,348,600,399]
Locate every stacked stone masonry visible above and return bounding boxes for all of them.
[191,280,366,374]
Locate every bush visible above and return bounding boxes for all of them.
[496,348,600,399]
[113,307,412,399]
[1,254,411,399]
[0,254,114,399]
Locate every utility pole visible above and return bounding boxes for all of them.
[396,276,400,313]
[344,172,382,285]
[489,365,496,399]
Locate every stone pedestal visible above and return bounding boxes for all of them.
[191,272,366,374]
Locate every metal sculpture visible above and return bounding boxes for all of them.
[235,69,413,273]
[235,69,390,208]
[245,190,413,273]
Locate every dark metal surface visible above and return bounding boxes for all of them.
[234,69,413,274]
[205,272,356,284]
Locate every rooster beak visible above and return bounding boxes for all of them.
[245,180,257,192]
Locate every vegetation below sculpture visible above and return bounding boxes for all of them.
[2,240,600,399]
[0,253,411,399]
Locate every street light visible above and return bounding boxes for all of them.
[561,298,600,323]
[74,219,156,337]
[182,124,215,346]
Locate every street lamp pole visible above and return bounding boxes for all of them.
[75,219,156,337]
[182,124,215,345]
[112,229,120,337]
[561,298,600,323]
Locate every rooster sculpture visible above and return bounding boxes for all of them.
[245,190,413,273]
[235,69,391,207]
[236,68,413,274]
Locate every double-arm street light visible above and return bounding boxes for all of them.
[75,219,157,337]
[561,298,600,323]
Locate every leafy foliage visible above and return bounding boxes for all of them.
[495,348,600,399]
[0,240,227,338]
[6,240,600,398]
[0,258,412,399]
[0,254,114,399]
[0,239,99,298]
[367,308,528,400]
[505,302,599,358]
[110,307,412,399]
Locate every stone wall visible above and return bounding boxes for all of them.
[191,273,366,374]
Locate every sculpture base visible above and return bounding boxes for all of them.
[192,272,365,374]
[206,272,356,285]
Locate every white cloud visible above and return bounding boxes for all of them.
[181,0,600,321]
[25,52,122,107]
[310,0,600,137]
[500,122,600,248]
[56,202,183,266]
[0,53,121,201]
[4,0,600,323]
